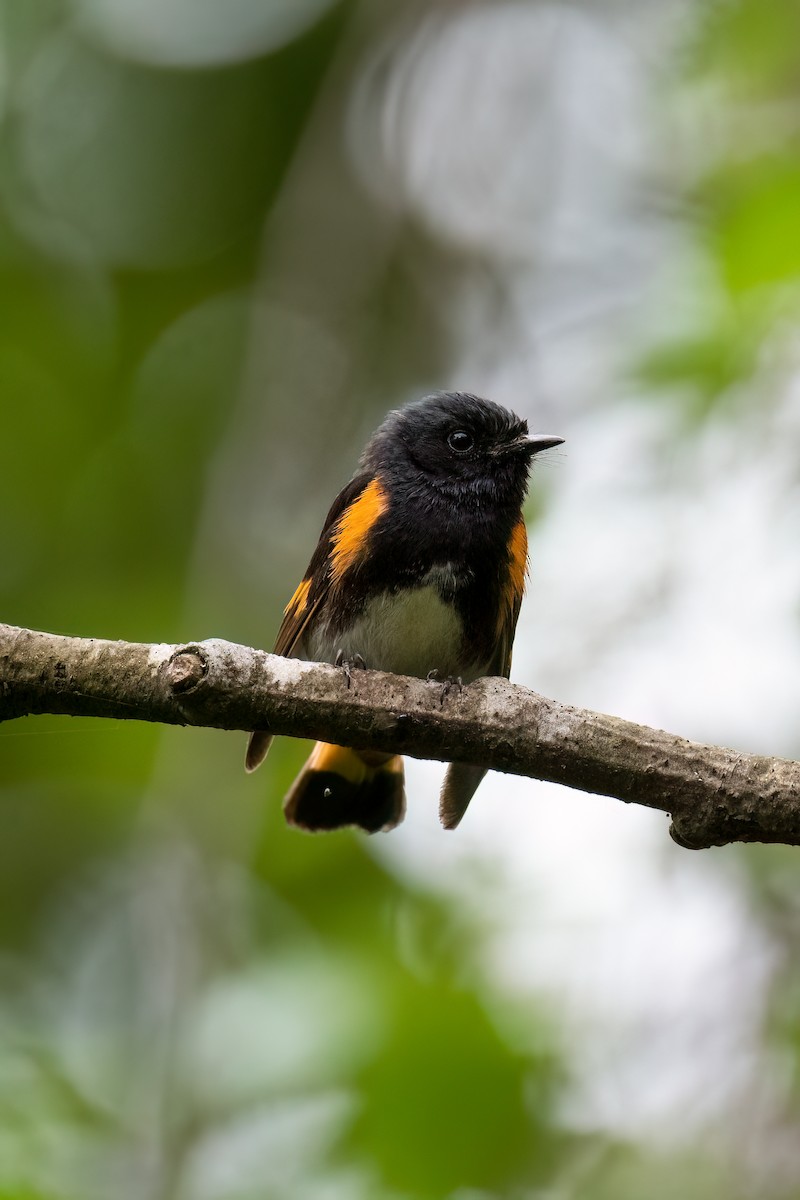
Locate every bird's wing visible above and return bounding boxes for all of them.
[247,472,381,773]
[272,471,382,657]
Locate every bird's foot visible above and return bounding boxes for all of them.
[427,670,463,705]
[335,650,367,688]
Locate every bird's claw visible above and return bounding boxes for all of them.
[335,650,366,688]
[427,671,463,705]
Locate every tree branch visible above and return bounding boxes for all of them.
[1,622,797,850]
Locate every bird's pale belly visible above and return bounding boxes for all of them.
[304,584,484,682]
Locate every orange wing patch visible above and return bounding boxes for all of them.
[284,577,311,618]
[330,479,387,584]
[274,576,317,656]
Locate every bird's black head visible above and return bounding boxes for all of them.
[363,391,563,509]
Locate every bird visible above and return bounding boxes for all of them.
[246,391,563,833]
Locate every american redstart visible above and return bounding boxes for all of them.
[246,391,563,833]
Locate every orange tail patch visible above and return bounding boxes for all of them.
[284,742,405,833]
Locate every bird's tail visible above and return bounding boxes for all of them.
[284,742,405,833]
[245,730,274,773]
[438,762,487,829]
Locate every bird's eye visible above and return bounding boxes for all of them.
[447,430,474,454]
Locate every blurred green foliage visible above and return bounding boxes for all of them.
[636,0,800,423]
[1,0,800,1197]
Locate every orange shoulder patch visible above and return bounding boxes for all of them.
[507,517,528,604]
[496,517,528,646]
[494,516,532,676]
[330,478,387,584]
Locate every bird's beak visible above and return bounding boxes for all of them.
[504,433,564,457]
[525,434,564,454]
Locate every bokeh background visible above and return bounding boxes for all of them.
[2,0,800,1196]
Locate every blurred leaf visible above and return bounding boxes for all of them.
[10,38,277,269]
[687,0,800,96]
[633,312,759,419]
[703,155,800,295]
[343,979,559,1197]
[0,773,143,946]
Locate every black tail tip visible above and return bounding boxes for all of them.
[285,770,405,834]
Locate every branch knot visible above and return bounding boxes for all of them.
[165,647,208,694]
